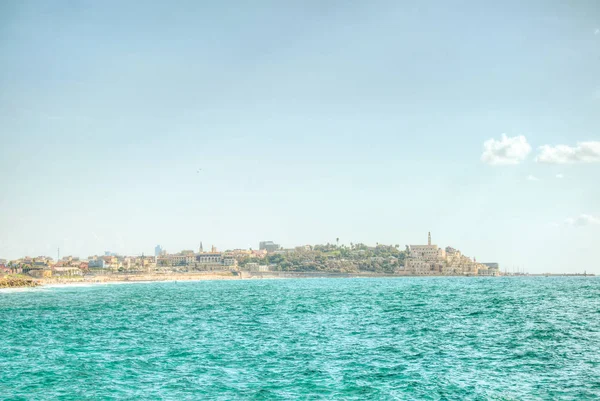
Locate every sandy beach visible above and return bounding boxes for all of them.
[36,271,414,287]
[38,271,246,286]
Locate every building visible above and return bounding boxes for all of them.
[408,233,445,261]
[102,255,118,266]
[230,249,253,258]
[28,268,52,278]
[155,245,164,257]
[196,252,222,264]
[88,258,106,268]
[246,263,269,272]
[171,254,196,266]
[445,247,459,256]
[404,232,444,275]
[404,232,490,276]
[405,259,433,275]
[408,245,445,261]
[222,253,237,267]
[259,241,280,252]
[251,249,268,258]
[162,250,195,266]
[155,250,237,270]
[53,266,83,277]
[136,256,155,269]
[31,257,53,268]
[482,263,500,276]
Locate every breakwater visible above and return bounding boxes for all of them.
[0,276,40,288]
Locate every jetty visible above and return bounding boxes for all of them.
[0,276,40,288]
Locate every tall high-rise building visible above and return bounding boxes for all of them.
[155,245,163,257]
[259,241,280,252]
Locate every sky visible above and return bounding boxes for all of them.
[1,1,599,273]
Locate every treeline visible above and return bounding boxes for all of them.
[237,243,407,274]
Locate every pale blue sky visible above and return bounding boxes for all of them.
[1,1,599,272]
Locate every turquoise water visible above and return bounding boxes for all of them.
[1,277,599,400]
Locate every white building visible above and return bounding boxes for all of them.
[169,254,195,266]
[408,232,445,260]
[222,254,237,267]
[405,232,442,275]
[196,253,222,264]
[246,263,269,272]
[409,245,445,261]
[405,232,465,275]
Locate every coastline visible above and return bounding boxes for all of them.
[1,270,595,289]
[37,271,401,286]
[35,271,598,287]
[39,271,245,286]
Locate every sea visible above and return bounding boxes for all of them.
[1,277,599,400]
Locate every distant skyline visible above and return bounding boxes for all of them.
[1,1,599,272]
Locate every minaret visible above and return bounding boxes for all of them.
[428,232,431,246]
[199,242,203,253]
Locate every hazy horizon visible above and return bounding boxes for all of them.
[1,1,599,272]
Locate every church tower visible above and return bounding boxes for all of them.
[428,232,431,246]
[199,242,203,253]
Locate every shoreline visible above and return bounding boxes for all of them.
[36,271,599,286]
[39,272,245,286]
[1,271,596,289]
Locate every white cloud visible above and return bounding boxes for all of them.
[481,134,532,165]
[526,174,539,181]
[536,141,600,164]
[564,214,600,226]
[555,173,564,179]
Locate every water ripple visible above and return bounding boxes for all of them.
[1,277,599,400]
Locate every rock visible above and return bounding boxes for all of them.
[0,276,41,288]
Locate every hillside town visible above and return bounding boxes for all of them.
[405,233,500,276]
[0,234,501,278]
